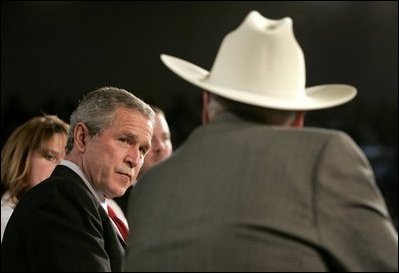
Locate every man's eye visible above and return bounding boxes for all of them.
[140,147,148,156]
[119,138,128,143]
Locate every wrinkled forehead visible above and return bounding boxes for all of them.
[112,106,155,126]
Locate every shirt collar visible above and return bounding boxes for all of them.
[59,160,107,210]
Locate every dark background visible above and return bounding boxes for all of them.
[1,1,397,227]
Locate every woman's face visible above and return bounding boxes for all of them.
[27,133,67,189]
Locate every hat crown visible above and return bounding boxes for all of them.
[205,11,306,99]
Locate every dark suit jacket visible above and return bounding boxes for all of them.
[1,165,124,272]
[125,112,398,272]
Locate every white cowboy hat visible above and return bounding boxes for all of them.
[161,11,357,110]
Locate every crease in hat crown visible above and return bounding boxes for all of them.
[244,10,292,33]
[204,10,305,100]
[161,10,357,110]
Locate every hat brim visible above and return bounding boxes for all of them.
[161,54,357,111]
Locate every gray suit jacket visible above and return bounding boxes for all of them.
[1,165,125,272]
[125,113,398,272]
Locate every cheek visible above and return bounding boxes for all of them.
[142,156,155,171]
[136,159,144,173]
[166,143,173,155]
[143,154,154,165]
[29,160,57,186]
[86,143,117,166]
[138,157,148,169]
[100,143,123,162]
[36,161,57,177]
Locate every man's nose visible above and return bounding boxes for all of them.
[125,147,140,168]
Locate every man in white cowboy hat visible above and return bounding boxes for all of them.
[125,11,398,271]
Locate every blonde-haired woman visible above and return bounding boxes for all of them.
[1,114,69,242]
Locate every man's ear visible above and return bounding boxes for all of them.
[291,111,305,128]
[202,91,211,124]
[73,123,90,153]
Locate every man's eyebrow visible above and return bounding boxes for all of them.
[122,133,138,140]
[121,132,151,146]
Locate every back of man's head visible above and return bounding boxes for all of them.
[208,93,296,126]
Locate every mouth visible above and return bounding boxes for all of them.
[117,171,132,181]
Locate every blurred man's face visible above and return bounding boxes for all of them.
[140,113,172,176]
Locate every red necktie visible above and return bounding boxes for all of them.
[107,205,129,242]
